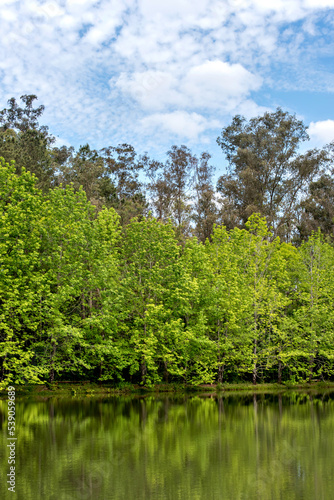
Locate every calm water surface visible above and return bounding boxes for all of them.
[1,391,334,500]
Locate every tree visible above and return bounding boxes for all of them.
[192,152,218,243]
[146,145,200,242]
[205,224,253,382]
[76,206,124,382]
[0,95,55,190]
[35,185,97,382]
[297,171,334,241]
[120,216,182,385]
[290,231,334,381]
[164,145,196,239]
[57,144,116,209]
[0,158,47,384]
[216,108,329,241]
[101,144,148,225]
[0,94,46,133]
[145,158,173,221]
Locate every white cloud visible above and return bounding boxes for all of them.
[308,120,334,145]
[0,0,333,159]
[138,0,210,20]
[115,61,261,113]
[304,0,334,8]
[183,61,262,110]
[141,111,219,140]
[115,70,182,111]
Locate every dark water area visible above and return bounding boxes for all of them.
[1,391,334,499]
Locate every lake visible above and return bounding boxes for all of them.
[1,391,334,499]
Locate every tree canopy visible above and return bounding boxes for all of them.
[216,108,330,242]
[1,96,334,387]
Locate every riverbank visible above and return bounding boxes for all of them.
[1,380,334,397]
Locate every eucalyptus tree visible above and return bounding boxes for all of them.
[57,144,117,209]
[0,94,46,132]
[146,145,197,241]
[0,95,55,190]
[297,171,334,241]
[101,143,148,225]
[216,108,329,241]
[164,145,196,237]
[144,157,173,221]
[192,151,218,243]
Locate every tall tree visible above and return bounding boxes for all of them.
[192,151,218,242]
[164,145,196,239]
[297,171,334,241]
[36,185,97,382]
[58,144,116,209]
[0,95,55,190]
[102,144,147,225]
[146,145,197,241]
[0,158,46,384]
[290,231,334,381]
[120,216,182,385]
[216,108,329,241]
[0,95,47,133]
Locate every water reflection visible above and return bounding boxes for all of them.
[0,391,334,499]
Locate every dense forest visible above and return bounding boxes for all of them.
[1,95,334,386]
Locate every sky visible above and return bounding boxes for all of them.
[1,0,334,172]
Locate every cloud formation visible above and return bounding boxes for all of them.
[309,120,334,145]
[0,0,334,158]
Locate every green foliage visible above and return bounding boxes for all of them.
[2,97,334,385]
[0,158,47,384]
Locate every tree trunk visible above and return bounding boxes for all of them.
[164,361,168,383]
[218,362,224,384]
[141,360,147,385]
[278,359,282,384]
[308,355,314,382]
[0,354,7,382]
[49,336,56,383]
[253,338,257,385]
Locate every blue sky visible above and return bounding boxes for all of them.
[1,0,334,173]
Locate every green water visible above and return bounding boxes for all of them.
[1,392,334,499]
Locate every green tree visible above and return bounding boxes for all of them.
[0,158,47,385]
[290,231,334,381]
[35,185,97,382]
[205,224,252,382]
[120,216,182,385]
[78,206,125,382]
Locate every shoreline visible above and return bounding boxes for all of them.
[2,381,334,397]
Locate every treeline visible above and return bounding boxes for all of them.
[1,95,334,386]
[1,156,334,386]
[1,95,334,244]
